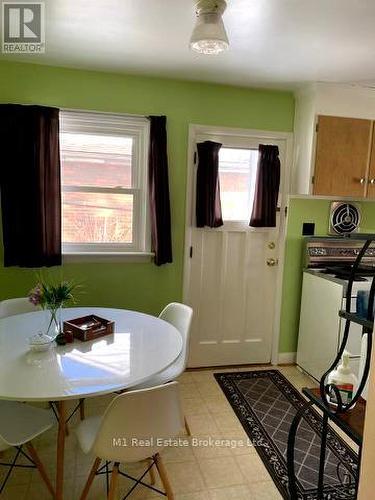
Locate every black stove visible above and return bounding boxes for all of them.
[322,265,375,281]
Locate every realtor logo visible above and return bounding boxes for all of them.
[2,2,45,53]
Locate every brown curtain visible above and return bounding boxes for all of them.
[148,116,172,266]
[250,144,280,227]
[0,104,61,267]
[196,141,223,228]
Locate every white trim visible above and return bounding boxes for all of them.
[276,352,297,365]
[182,126,196,305]
[288,194,375,202]
[62,186,138,195]
[271,132,294,365]
[60,110,150,255]
[62,107,147,120]
[190,123,292,141]
[62,243,137,253]
[182,123,294,365]
[63,252,154,263]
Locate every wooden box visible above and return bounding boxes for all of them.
[63,315,114,342]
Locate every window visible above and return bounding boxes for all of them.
[60,111,150,254]
[218,147,259,221]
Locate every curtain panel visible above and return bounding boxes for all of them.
[0,104,61,267]
[148,116,173,266]
[250,144,280,228]
[196,141,224,228]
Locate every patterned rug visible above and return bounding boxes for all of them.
[214,370,358,499]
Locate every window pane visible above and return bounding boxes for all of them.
[62,191,133,244]
[60,133,133,188]
[219,148,259,221]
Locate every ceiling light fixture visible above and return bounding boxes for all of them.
[190,0,229,55]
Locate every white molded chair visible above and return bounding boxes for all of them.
[0,297,38,319]
[132,302,193,436]
[134,303,193,389]
[0,401,55,496]
[76,382,184,500]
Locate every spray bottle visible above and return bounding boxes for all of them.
[327,351,358,408]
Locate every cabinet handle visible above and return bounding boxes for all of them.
[359,178,366,184]
[370,179,375,185]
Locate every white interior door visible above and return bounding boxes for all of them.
[185,128,289,367]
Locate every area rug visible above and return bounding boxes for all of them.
[214,370,358,499]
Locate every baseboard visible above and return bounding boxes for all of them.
[277,352,297,365]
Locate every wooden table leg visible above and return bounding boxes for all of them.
[56,401,66,500]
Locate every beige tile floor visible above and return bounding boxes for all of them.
[0,365,330,500]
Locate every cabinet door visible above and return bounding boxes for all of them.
[367,123,375,199]
[313,115,372,197]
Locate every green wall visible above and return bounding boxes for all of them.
[0,61,294,317]
[279,197,375,354]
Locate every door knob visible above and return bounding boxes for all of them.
[359,178,366,184]
[266,258,278,267]
[268,241,276,249]
[370,179,375,185]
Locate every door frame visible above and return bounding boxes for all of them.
[182,124,294,366]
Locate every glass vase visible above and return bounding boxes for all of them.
[44,307,62,339]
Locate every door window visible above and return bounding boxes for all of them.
[218,147,259,221]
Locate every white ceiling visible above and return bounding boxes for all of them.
[2,0,375,89]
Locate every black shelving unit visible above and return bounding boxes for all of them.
[287,236,375,499]
[338,311,374,331]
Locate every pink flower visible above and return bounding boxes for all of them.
[29,284,43,306]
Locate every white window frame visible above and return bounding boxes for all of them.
[60,110,151,259]
[216,144,259,223]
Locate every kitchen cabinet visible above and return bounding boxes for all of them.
[293,83,375,196]
[313,115,373,197]
[367,129,375,199]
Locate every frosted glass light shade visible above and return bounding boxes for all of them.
[190,12,229,55]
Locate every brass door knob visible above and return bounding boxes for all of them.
[268,242,276,249]
[266,258,278,267]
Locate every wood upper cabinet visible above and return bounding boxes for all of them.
[367,129,375,199]
[313,115,373,197]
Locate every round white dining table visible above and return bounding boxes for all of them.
[0,307,183,499]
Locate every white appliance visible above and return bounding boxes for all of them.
[297,237,375,398]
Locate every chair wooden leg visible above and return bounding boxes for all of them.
[108,462,119,500]
[148,458,156,485]
[184,416,191,437]
[80,457,101,500]
[79,399,85,420]
[154,453,174,500]
[25,443,55,497]
[56,401,66,500]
